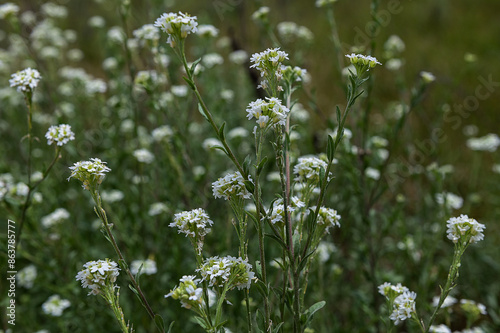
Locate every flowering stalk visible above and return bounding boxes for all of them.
[68,159,163,332]
[424,215,486,332]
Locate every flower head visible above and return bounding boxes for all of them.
[466,133,500,152]
[9,68,42,93]
[170,208,213,254]
[75,259,120,296]
[294,156,329,185]
[197,256,255,290]
[45,124,75,146]
[389,290,417,325]
[133,148,155,164]
[446,214,485,245]
[378,282,409,300]
[41,208,70,228]
[154,12,198,47]
[166,275,203,309]
[0,3,19,19]
[42,294,71,316]
[313,206,341,234]
[212,171,252,200]
[345,53,381,76]
[17,265,37,289]
[68,158,111,191]
[246,97,290,129]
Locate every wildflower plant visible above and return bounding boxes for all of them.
[76,259,132,332]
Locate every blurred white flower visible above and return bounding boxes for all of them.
[466,133,500,152]
[131,259,157,275]
[17,265,37,289]
[133,148,155,164]
[435,192,463,210]
[42,295,70,316]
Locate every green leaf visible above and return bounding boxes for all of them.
[303,301,326,327]
[154,314,166,333]
[182,76,195,90]
[218,122,226,141]
[256,156,268,175]
[272,322,284,333]
[319,166,326,188]
[265,233,287,251]
[189,57,202,77]
[244,180,255,194]
[197,103,208,121]
[166,321,175,333]
[255,260,263,280]
[298,249,316,273]
[327,134,335,161]
[243,155,252,176]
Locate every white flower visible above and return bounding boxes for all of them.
[133,148,155,164]
[429,324,451,333]
[148,202,169,216]
[170,208,214,238]
[386,58,404,71]
[316,0,337,7]
[460,299,487,315]
[365,167,380,180]
[312,206,341,233]
[166,275,203,309]
[246,97,290,129]
[154,12,198,47]
[466,133,500,152]
[41,208,70,228]
[420,71,436,83]
[41,2,68,18]
[316,241,336,263]
[68,158,111,190]
[212,171,252,200]
[202,53,224,68]
[384,35,405,54]
[171,85,188,97]
[250,48,289,78]
[75,259,120,296]
[229,50,248,65]
[0,3,19,19]
[446,215,485,244]
[45,124,75,146]
[197,256,255,290]
[202,138,223,151]
[9,68,42,92]
[197,24,219,38]
[41,295,70,316]
[100,190,125,203]
[133,24,160,42]
[346,54,381,75]
[85,78,107,94]
[378,282,409,299]
[251,6,270,22]
[435,192,463,210]
[17,265,37,289]
[431,295,457,308]
[130,259,157,275]
[152,125,173,142]
[294,156,329,184]
[88,15,105,28]
[389,291,417,325]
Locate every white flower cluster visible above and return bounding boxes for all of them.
[277,22,314,43]
[315,0,338,8]
[345,53,382,68]
[246,97,290,129]
[0,3,19,19]
[466,133,500,152]
[133,148,155,164]
[133,24,160,42]
[389,290,417,325]
[75,259,120,296]
[294,156,329,184]
[17,265,37,289]
[269,196,305,226]
[166,275,203,309]
[101,190,125,203]
[154,12,198,47]
[435,192,463,210]
[460,299,487,315]
[197,256,255,290]
[152,125,173,142]
[45,124,75,146]
[429,324,451,333]
[378,282,409,299]
[41,208,70,228]
[313,206,341,233]
[170,208,214,238]
[130,259,157,276]
[250,47,289,78]
[197,24,219,38]
[42,294,71,317]
[212,171,252,200]
[68,158,111,190]
[446,214,485,244]
[9,68,42,93]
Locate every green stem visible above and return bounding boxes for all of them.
[93,194,159,330]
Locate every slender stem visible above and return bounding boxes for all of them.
[93,196,158,327]
[326,6,344,80]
